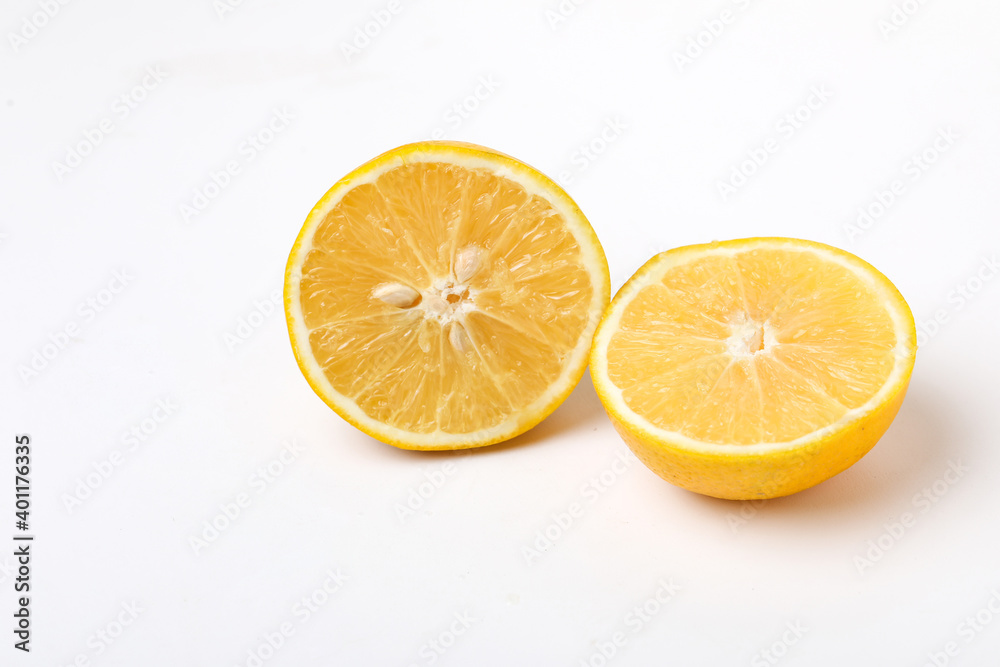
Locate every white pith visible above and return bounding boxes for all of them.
[372,266,479,354]
[725,312,777,358]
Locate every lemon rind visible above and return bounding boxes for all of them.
[285,142,611,450]
[589,237,917,458]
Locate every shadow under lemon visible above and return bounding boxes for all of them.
[365,371,607,461]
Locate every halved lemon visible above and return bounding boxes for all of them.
[590,237,916,499]
[285,142,610,450]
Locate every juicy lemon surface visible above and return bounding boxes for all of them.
[590,237,916,499]
[286,142,610,450]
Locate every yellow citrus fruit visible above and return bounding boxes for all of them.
[590,237,916,499]
[285,141,610,450]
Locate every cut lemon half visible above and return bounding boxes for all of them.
[285,141,610,450]
[590,237,916,499]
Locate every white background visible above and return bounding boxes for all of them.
[3,0,1000,665]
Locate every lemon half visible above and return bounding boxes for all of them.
[285,142,610,450]
[590,237,916,499]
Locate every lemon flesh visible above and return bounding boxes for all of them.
[590,238,916,499]
[286,142,610,450]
